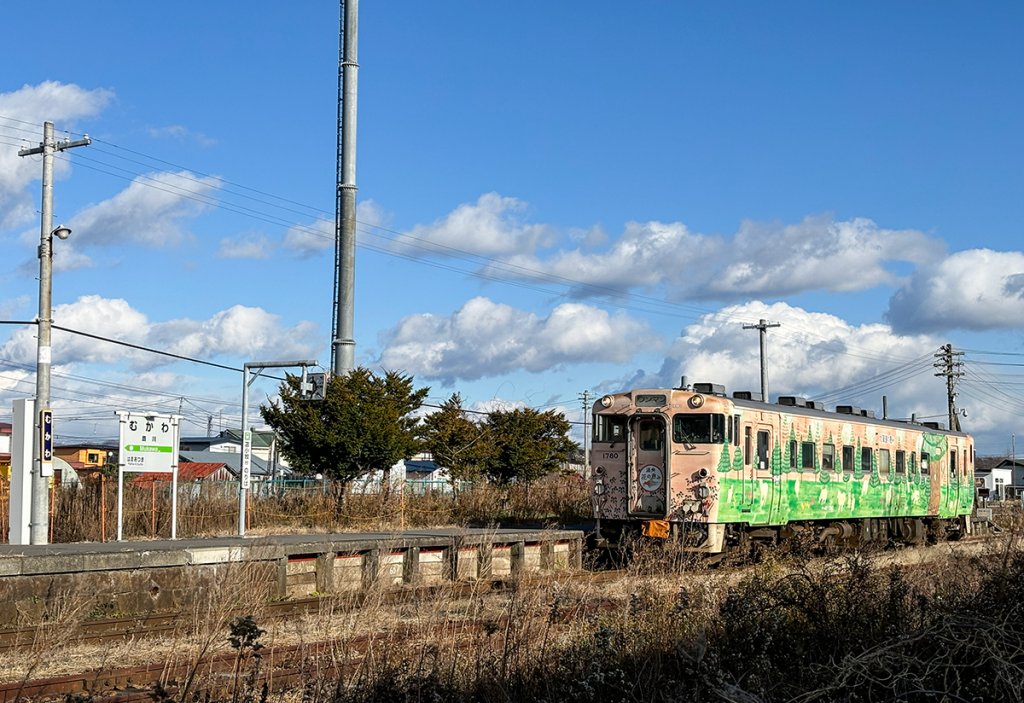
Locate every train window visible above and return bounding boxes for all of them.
[822,444,835,472]
[879,449,890,477]
[860,447,872,476]
[744,427,752,466]
[734,415,742,446]
[842,445,854,475]
[789,440,798,469]
[921,452,930,476]
[801,441,815,470]
[672,413,726,444]
[594,415,626,443]
[639,420,664,451]
[895,450,906,475]
[757,431,770,471]
[950,450,957,480]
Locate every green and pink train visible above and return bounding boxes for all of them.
[590,383,974,553]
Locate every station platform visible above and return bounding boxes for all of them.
[0,528,584,623]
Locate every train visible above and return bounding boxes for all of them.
[590,382,974,555]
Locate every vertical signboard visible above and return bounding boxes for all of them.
[241,429,252,491]
[116,412,181,541]
[39,409,53,478]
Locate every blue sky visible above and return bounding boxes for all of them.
[2,2,1023,455]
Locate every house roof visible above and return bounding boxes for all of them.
[218,428,275,449]
[132,461,228,484]
[55,440,120,451]
[179,450,272,477]
[0,422,11,435]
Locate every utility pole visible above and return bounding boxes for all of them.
[743,319,780,402]
[933,343,964,432]
[18,121,90,545]
[578,390,591,479]
[332,0,359,375]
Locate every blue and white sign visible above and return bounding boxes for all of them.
[39,409,53,477]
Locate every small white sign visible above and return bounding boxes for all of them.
[241,429,252,490]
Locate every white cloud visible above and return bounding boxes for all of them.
[0,295,320,369]
[0,81,113,230]
[68,170,220,248]
[886,249,1024,332]
[377,296,658,383]
[652,300,944,414]
[282,218,333,258]
[483,213,941,301]
[399,193,555,258]
[217,232,274,259]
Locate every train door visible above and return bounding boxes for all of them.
[628,416,668,517]
[946,443,961,514]
[756,427,776,524]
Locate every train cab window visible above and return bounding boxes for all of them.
[595,415,626,443]
[879,449,890,477]
[672,413,726,444]
[921,452,930,476]
[789,440,798,469]
[822,444,836,472]
[842,445,855,475]
[895,450,906,476]
[860,447,872,476]
[801,441,815,470]
[638,420,664,452]
[950,450,958,480]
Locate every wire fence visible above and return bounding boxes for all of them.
[0,474,590,544]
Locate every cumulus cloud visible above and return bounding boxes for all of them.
[398,193,555,258]
[377,296,658,383]
[0,295,320,369]
[485,213,941,301]
[217,232,274,259]
[0,81,113,230]
[886,249,1024,332]
[650,300,944,414]
[69,170,220,248]
[282,218,333,258]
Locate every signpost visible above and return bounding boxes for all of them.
[115,412,181,541]
[39,409,53,478]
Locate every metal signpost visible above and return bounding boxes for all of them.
[115,412,181,541]
[239,360,318,537]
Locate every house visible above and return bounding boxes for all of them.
[178,450,272,481]
[54,440,119,481]
[180,429,290,474]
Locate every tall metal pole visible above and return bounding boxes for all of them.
[579,391,591,479]
[332,0,359,375]
[743,319,780,402]
[18,121,89,545]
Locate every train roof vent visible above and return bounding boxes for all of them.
[861,409,876,418]
[836,405,861,415]
[806,401,824,410]
[732,391,762,401]
[693,382,727,397]
[778,396,808,407]
[923,421,944,430]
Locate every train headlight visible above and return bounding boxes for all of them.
[595,465,605,475]
[689,394,705,409]
[600,395,613,408]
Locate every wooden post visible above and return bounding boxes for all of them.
[49,478,55,543]
[150,481,156,537]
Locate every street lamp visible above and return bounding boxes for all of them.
[31,224,70,544]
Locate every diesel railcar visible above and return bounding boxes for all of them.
[590,383,974,553]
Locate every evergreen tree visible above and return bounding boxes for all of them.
[419,393,489,483]
[482,407,577,486]
[260,368,428,495]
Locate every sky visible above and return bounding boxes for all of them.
[2,2,1024,456]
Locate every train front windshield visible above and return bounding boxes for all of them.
[673,413,726,444]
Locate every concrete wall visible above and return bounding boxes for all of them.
[0,530,584,625]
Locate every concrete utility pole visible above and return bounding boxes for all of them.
[933,343,964,432]
[332,0,359,375]
[19,121,90,545]
[743,319,780,403]
[578,390,591,479]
